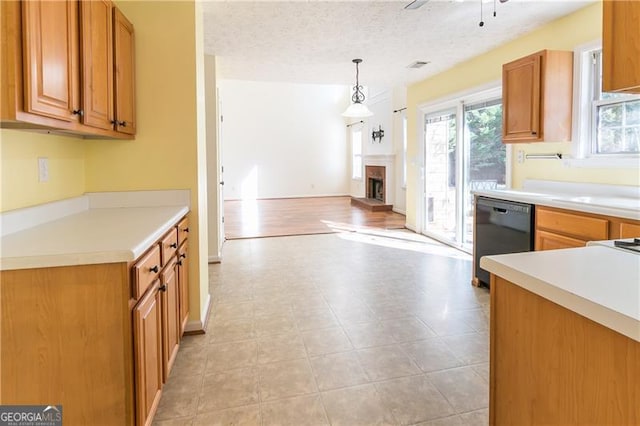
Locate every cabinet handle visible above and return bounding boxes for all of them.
[169,243,178,249]
[177,260,183,266]
[531,131,537,135]
[159,284,167,292]
[180,253,187,259]
[149,265,159,273]
[72,109,84,116]
[183,227,189,233]
[118,121,127,127]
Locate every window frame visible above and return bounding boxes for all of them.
[351,125,363,180]
[569,40,640,168]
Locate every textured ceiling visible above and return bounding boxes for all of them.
[203,0,595,87]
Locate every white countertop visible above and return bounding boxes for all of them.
[473,180,640,220]
[0,191,190,271]
[481,246,640,342]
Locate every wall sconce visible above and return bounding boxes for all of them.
[372,125,384,143]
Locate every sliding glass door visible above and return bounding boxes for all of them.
[424,96,506,252]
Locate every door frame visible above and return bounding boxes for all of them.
[415,82,509,250]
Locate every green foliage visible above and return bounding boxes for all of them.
[466,105,505,184]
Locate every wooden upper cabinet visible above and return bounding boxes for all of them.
[113,7,136,135]
[80,0,114,130]
[502,50,573,143]
[602,0,640,94]
[1,0,135,138]
[22,0,80,122]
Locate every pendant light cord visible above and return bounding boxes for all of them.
[479,0,484,27]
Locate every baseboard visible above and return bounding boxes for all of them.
[392,207,406,215]
[224,194,351,202]
[405,223,417,233]
[183,293,211,335]
[208,254,222,263]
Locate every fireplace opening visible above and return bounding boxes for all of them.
[365,165,385,204]
[368,178,384,202]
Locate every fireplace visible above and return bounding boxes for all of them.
[365,166,385,203]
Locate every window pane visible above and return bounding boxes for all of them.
[598,103,623,127]
[597,127,624,153]
[626,100,640,125]
[625,127,640,152]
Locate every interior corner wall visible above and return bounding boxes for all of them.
[0,130,86,212]
[85,0,209,329]
[218,79,350,200]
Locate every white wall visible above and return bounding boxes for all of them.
[392,86,407,214]
[219,80,350,200]
[205,55,221,262]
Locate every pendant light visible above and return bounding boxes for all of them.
[343,59,373,118]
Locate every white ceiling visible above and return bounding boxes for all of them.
[203,0,596,87]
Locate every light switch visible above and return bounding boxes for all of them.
[38,157,49,182]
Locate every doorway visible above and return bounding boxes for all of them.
[422,90,507,252]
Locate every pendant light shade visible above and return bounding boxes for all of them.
[343,102,373,118]
[343,59,373,118]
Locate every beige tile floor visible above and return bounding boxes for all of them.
[154,231,490,426]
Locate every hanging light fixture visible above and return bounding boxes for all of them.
[342,59,373,118]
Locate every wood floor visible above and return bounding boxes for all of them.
[224,196,406,239]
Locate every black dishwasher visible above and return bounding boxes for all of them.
[474,196,535,287]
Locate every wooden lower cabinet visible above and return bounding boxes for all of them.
[535,206,640,250]
[0,214,189,425]
[161,258,180,380]
[490,275,640,425]
[133,280,163,426]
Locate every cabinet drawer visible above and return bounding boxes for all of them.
[536,208,609,241]
[160,228,179,266]
[177,216,189,247]
[133,244,161,299]
[620,222,640,238]
[535,230,586,251]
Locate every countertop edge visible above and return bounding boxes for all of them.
[473,190,640,221]
[480,256,640,343]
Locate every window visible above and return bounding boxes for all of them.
[351,127,362,179]
[573,45,640,165]
[591,50,640,155]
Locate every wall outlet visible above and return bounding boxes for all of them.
[517,150,525,164]
[38,157,49,182]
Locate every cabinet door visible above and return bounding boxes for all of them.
[133,281,163,426]
[161,259,180,381]
[113,7,136,134]
[22,0,80,122]
[502,53,541,142]
[177,244,189,336]
[80,0,114,130]
[603,0,640,93]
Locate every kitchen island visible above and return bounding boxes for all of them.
[481,246,640,425]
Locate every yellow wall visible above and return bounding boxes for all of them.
[84,0,209,325]
[405,2,639,229]
[0,130,85,212]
